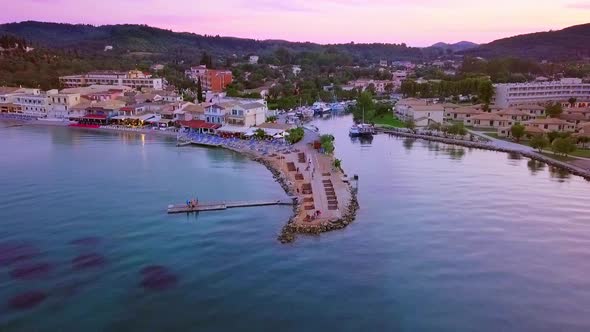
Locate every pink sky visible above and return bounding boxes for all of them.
[1,0,589,46]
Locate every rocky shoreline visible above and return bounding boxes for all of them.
[379,129,590,181]
[251,153,360,243]
[277,189,359,243]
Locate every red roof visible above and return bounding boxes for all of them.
[179,120,221,130]
[83,114,107,120]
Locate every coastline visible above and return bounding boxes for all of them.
[2,117,360,243]
[378,128,590,181]
[225,143,360,243]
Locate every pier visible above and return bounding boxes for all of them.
[167,199,295,214]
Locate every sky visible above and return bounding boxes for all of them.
[1,0,590,46]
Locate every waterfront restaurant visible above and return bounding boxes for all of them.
[110,113,158,127]
[216,125,251,138]
[78,114,109,125]
[179,120,221,134]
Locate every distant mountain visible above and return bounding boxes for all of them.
[429,41,478,52]
[0,21,427,64]
[462,23,590,60]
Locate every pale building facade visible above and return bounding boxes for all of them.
[493,78,590,108]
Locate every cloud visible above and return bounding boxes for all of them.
[238,0,318,12]
[566,2,590,8]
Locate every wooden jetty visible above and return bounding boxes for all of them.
[167,198,295,214]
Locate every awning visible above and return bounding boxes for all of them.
[134,113,157,121]
[83,114,107,120]
[143,116,162,123]
[250,127,285,137]
[179,120,221,130]
[217,125,250,134]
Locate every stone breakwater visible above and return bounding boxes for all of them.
[254,155,360,243]
[379,129,590,181]
[277,190,359,244]
[225,145,359,243]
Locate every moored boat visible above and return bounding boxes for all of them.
[349,123,375,137]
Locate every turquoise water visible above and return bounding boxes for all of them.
[1,118,590,331]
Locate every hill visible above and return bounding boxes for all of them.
[0,21,427,64]
[462,23,590,60]
[430,41,478,52]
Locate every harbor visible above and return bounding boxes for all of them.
[173,123,359,242]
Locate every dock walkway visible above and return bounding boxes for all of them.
[167,199,295,214]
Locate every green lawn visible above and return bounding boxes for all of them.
[470,127,498,132]
[570,149,590,159]
[539,152,575,162]
[373,113,405,128]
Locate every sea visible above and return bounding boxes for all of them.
[0,116,589,331]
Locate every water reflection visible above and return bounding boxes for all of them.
[549,166,571,182]
[350,135,374,145]
[507,152,522,160]
[422,141,466,160]
[402,138,415,151]
[527,159,546,175]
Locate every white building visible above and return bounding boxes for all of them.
[47,93,81,119]
[59,70,164,90]
[205,99,267,127]
[396,99,444,127]
[0,87,25,104]
[248,55,259,64]
[14,89,56,117]
[225,102,267,127]
[493,78,590,108]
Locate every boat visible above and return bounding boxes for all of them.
[330,102,345,112]
[298,107,315,119]
[349,123,375,137]
[312,102,331,115]
[349,107,375,137]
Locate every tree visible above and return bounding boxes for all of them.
[285,127,304,144]
[182,92,195,103]
[427,123,441,131]
[545,103,563,118]
[510,123,526,142]
[200,52,213,68]
[404,118,416,130]
[529,135,549,152]
[333,158,342,170]
[196,77,204,103]
[320,134,335,154]
[552,137,576,156]
[578,136,590,149]
[477,81,494,104]
[448,122,467,136]
[568,97,577,108]
[384,83,394,94]
[254,128,266,140]
[547,131,561,143]
[352,92,375,122]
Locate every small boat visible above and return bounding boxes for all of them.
[349,123,375,137]
[349,107,375,137]
[330,102,345,112]
[312,102,331,115]
[298,107,315,119]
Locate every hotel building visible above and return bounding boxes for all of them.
[59,70,164,90]
[493,78,590,108]
[185,65,233,92]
